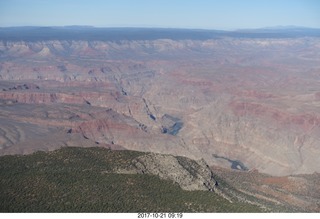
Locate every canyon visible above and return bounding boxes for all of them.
[0,27,320,178]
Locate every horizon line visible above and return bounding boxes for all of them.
[1,25,320,31]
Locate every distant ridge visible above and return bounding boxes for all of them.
[0,26,320,41]
[236,26,320,34]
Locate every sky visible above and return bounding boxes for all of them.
[0,0,319,30]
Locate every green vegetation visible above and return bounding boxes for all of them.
[0,147,263,212]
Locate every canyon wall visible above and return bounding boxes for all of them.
[1,31,320,176]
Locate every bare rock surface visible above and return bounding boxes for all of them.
[115,153,217,191]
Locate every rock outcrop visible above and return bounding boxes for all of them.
[114,153,218,191]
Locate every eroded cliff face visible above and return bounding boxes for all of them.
[1,36,320,176]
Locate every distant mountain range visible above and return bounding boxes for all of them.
[0,26,320,41]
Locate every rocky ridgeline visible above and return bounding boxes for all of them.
[111,153,236,203]
[113,153,219,191]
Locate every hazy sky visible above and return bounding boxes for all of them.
[0,0,319,29]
